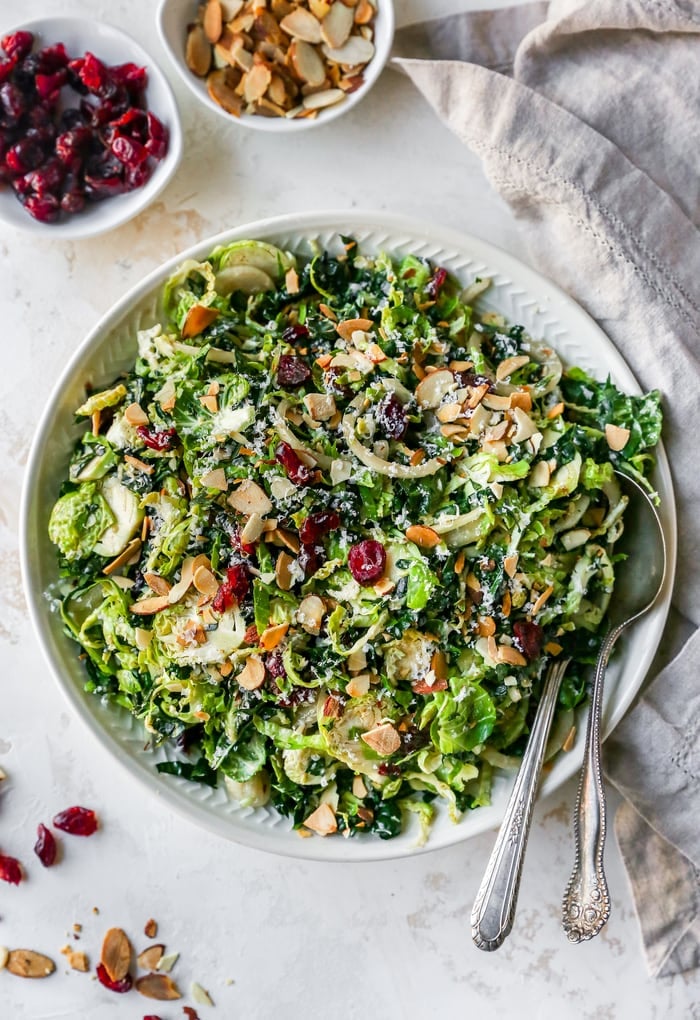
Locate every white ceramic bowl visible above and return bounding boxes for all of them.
[157,0,395,132]
[0,17,183,240]
[20,211,676,861]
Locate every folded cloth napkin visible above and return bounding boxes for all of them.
[393,0,700,978]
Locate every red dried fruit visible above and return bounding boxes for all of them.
[79,52,110,95]
[183,1008,201,1020]
[24,193,60,222]
[124,160,152,190]
[61,189,86,214]
[212,564,250,613]
[0,82,27,123]
[111,61,147,95]
[282,323,309,343]
[264,650,286,679]
[137,425,178,451]
[230,526,254,558]
[1,30,33,61]
[5,137,44,174]
[25,158,65,197]
[35,70,67,101]
[36,43,69,73]
[34,824,57,867]
[348,539,386,585]
[55,126,92,165]
[454,370,493,391]
[275,442,316,486]
[145,111,168,160]
[53,805,98,836]
[425,266,448,300]
[0,853,23,884]
[96,962,132,993]
[0,60,17,85]
[297,542,324,578]
[143,1016,163,1020]
[111,106,149,140]
[299,510,340,545]
[376,393,407,440]
[377,762,401,777]
[277,354,310,388]
[111,134,148,167]
[512,620,544,662]
[411,677,449,695]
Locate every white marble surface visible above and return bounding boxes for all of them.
[1,1,698,1018]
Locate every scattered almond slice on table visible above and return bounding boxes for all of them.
[186,0,377,120]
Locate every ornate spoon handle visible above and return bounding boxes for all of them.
[562,629,617,942]
[472,658,570,951]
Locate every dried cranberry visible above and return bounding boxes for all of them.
[5,137,44,174]
[59,107,87,130]
[426,266,448,299]
[144,1016,164,1020]
[111,106,149,140]
[111,61,147,95]
[512,620,544,662]
[0,60,17,85]
[0,82,27,124]
[277,354,310,388]
[377,763,401,777]
[275,442,316,486]
[231,526,254,558]
[274,684,316,709]
[348,540,386,585]
[137,425,178,451]
[0,853,23,884]
[183,1009,201,1020]
[96,962,132,993]
[36,43,69,74]
[213,564,250,613]
[454,371,493,392]
[282,323,309,344]
[144,111,168,160]
[400,726,431,753]
[298,542,324,577]
[299,510,340,545]
[265,651,286,679]
[1,31,33,61]
[323,367,351,399]
[376,393,408,440]
[34,823,57,867]
[111,133,148,167]
[35,70,67,101]
[24,193,59,222]
[79,52,112,96]
[53,805,98,836]
[25,158,65,197]
[55,126,92,165]
[61,188,85,214]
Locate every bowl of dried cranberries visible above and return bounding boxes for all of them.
[0,17,183,238]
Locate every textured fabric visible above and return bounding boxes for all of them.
[394,0,700,977]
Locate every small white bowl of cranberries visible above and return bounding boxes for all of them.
[0,17,182,238]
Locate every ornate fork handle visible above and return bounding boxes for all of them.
[562,628,618,942]
[472,658,570,951]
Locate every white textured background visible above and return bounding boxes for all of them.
[0,1,697,1018]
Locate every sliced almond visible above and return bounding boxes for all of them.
[199,393,219,414]
[193,565,219,597]
[280,7,322,43]
[510,390,533,412]
[182,304,219,338]
[124,454,153,474]
[143,572,172,597]
[496,354,529,382]
[288,39,326,86]
[130,595,171,616]
[302,87,345,110]
[124,402,149,427]
[204,0,223,43]
[482,394,511,411]
[361,723,401,757]
[285,266,300,293]
[201,467,228,490]
[309,0,331,16]
[319,302,337,321]
[503,553,519,578]
[436,402,463,423]
[304,802,337,836]
[135,973,182,1001]
[275,550,294,590]
[346,673,370,698]
[156,378,176,412]
[239,511,264,545]
[321,2,354,49]
[405,524,440,549]
[477,615,496,638]
[103,537,141,576]
[415,369,455,409]
[237,655,266,691]
[6,950,55,979]
[352,775,367,798]
[101,928,131,983]
[528,460,551,488]
[496,643,527,667]
[530,584,554,616]
[373,576,395,596]
[322,35,374,65]
[167,556,197,605]
[244,61,272,103]
[192,983,215,1007]
[67,950,89,972]
[186,24,212,77]
[297,594,325,635]
[135,627,153,650]
[228,479,273,516]
[207,68,243,116]
[304,392,336,421]
[354,0,374,24]
[137,945,164,971]
[547,401,565,419]
[510,406,538,442]
[605,423,630,451]
[259,623,289,650]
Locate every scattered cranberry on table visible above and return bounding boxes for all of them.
[0,852,23,884]
[33,823,57,867]
[0,31,168,223]
[52,804,98,836]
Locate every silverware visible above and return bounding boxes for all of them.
[472,656,571,951]
[562,470,667,943]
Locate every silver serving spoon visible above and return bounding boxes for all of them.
[472,655,571,951]
[562,470,667,942]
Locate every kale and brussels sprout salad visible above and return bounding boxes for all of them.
[48,237,662,842]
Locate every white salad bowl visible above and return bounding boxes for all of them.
[20,211,676,861]
[157,0,395,133]
[0,17,182,240]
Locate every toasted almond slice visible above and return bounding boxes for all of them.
[280,6,322,43]
[228,479,273,517]
[338,72,364,92]
[130,595,170,616]
[309,0,331,16]
[135,627,153,650]
[267,73,288,106]
[124,454,153,475]
[405,524,441,549]
[431,649,448,681]
[244,61,272,103]
[156,378,176,412]
[186,24,212,77]
[207,68,243,116]
[454,550,465,574]
[503,553,519,578]
[352,775,367,798]
[237,655,266,691]
[199,393,218,413]
[321,2,354,48]
[91,409,102,435]
[502,590,512,617]
[103,537,141,576]
[6,950,55,979]
[204,0,223,42]
[530,584,554,616]
[124,402,149,427]
[510,406,538,442]
[605,423,630,451]
[477,616,496,638]
[510,390,533,412]
[336,317,373,341]
[288,39,326,86]
[346,673,370,698]
[275,550,294,591]
[229,11,255,32]
[230,38,254,71]
[496,354,530,382]
[67,950,89,972]
[547,401,565,419]
[143,572,172,596]
[545,641,564,656]
[496,643,527,667]
[285,266,300,293]
[361,722,401,757]
[415,369,455,409]
[318,302,337,321]
[135,973,182,1001]
[297,594,325,635]
[303,392,336,421]
[182,304,219,338]
[322,35,374,65]
[302,87,345,110]
[201,467,228,490]
[484,419,510,442]
[137,944,164,971]
[528,460,551,487]
[193,565,219,597]
[259,623,289,651]
[167,556,197,604]
[436,402,463,423]
[354,0,374,23]
[240,511,264,545]
[482,394,511,412]
[101,928,131,983]
[192,983,215,1007]
[304,802,337,836]
[373,576,395,596]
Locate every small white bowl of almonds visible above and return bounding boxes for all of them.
[158,0,394,130]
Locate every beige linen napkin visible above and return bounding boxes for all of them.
[394,0,700,977]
